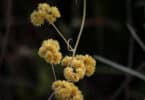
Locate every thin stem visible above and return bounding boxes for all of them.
[48,92,55,100]
[51,23,73,51]
[110,62,145,100]
[72,0,86,56]
[127,24,145,52]
[94,55,145,81]
[51,64,57,81]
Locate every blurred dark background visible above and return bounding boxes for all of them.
[0,0,145,100]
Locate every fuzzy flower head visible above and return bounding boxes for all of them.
[30,3,61,26]
[38,38,62,64]
[52,80,84,100]
[30,10,45,26]
[62,56,86,82]
[76,55,96,77]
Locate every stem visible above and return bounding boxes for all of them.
[94,55,145,81]
[127,24,145,52]
[51,64,57,81]
[51,23,73,51]
[72,0,86,56]
[48,92,55,100]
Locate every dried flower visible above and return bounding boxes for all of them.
[52,80,84,100]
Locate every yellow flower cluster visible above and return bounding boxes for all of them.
[52,80,84,100]
[61,54,96,82]
[76,55,96,77]
[38,39,62,64]
[30,3,61,26]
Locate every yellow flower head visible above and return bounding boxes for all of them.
[52,80,84,100]
[30,10,45,26]
[61,56,73,67]
[76,54,96,77]
[61,56,86,82]
[38,3,51,12]
[64,66,85,82]
[51,6,61,18]
[30,3,61,26]
[45,51,62,64]
[38,38,62,64]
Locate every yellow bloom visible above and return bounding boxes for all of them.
[61,56,73,67]
[61,56,86,82]
[64,66,85,82]
[30,10,45,26]
[38,39,62,64]
[51,6,61,18]
[38,3,51,12]
[45,51,62,64]
[42,39,60,51]
[30,3,61,26]
[76,54,96,77]
[52,80,84,100]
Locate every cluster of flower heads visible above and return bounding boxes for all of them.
[52,80,83,100]
[38,39,62,64]
[31,2,96,100]
[62,55,96,82]
[30,3,61,26]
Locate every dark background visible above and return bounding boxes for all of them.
[0,0,145,100]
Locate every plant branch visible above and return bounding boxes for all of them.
[51,64,57,81]
[127,24,145,52]
[94,55,145,81]
[72,0,86,56]
[51,23,73,51]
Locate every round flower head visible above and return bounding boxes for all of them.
[42,39,60,51]
[62,56,86,82]
[45,51,62,64]
[30,10,45,26]
[52,80,84,100]
[38,39,62,64]
[76,54,96,77]
[38,3,51,12]
[51,6,61,18]
[30,2,61,26]
[64,66,85,82]
[61,56,73,67]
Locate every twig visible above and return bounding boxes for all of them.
[127,24,145,52]
[51,23,73,51]
[51,64,57,81]
[110,62,145,100]
[48,92,55,100]
[72,0,86,56]
[94,55,145,81]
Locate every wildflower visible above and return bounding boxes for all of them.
[64,66,85,82]
[38,38,62,64]
[62,56,86,82]
[52,80,84,100]
[38,3,51,12]
[76,54,96,77]
[30,3,61,26]
[61,56,73,67]
[30,10,45,26]
[45,51,62,64]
